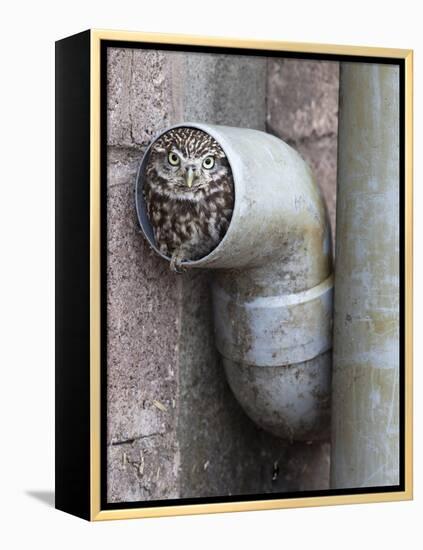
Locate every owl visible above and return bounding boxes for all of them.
[143,127,235,272]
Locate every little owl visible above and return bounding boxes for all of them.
[143,127,235,272]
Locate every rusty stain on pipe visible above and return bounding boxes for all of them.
[136,123,333,441]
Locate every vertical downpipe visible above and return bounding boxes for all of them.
[331,64,400,488]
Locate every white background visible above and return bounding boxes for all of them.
[0,0,421,548]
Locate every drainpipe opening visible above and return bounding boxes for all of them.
[135,123,237,268]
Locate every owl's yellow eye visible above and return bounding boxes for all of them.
[168,152,180,166]
[202,156,215,170]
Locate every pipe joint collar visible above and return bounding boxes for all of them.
[213,275,333,367]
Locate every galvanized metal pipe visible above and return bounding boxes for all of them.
[331,64,400,487]
[136,123,333,441]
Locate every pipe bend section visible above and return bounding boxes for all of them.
[223,352,332,442]
[213,273,333,442]
[136,122,333,442]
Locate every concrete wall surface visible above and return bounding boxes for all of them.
[106,48,339,502]
[267,58,339,242]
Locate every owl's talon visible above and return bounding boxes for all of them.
[170,255,186,274]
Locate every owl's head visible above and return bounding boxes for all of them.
[145,127,232,199]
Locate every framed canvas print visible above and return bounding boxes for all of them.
[55,29,413,521]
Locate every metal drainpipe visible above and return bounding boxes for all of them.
[136,122,333,442]
[331,64,400,487]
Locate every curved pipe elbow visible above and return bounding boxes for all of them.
[136,122,333,442]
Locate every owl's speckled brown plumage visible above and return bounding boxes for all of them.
[143,127,234,272]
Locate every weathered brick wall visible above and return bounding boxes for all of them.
[267,58,339,241]
[106,48,339,503]
[106,49,181,501]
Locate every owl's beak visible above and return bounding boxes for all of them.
[185,167,195,188]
